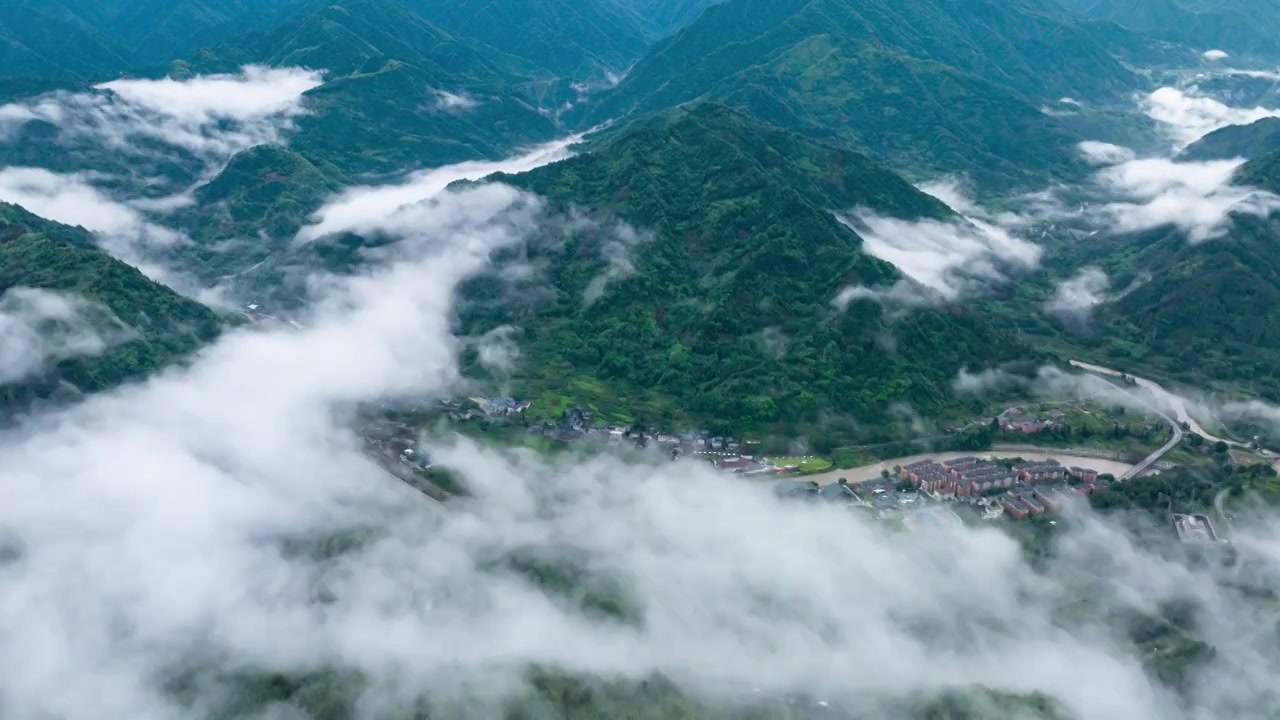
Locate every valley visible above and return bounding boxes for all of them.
[1,0,1280,719]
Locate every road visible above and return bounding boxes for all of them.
[1066,360,1186,480]
[1068,360,1241,446]
[801,450,1136,487]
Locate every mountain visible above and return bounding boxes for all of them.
[0,202,222,410]
[587,0,1139,121]
[1052,202,1280,401]
[404,0,653,80]
[1236,147,1280,192]
[171,144,347,282]
[470,105,1038,430]
[578,0,1136,189]
[0,1,133,80]
[1178,118,1280,161]
[49,0,310,65]
[612,0,720,36]
[664,34,1090,188]
[169,0,562,176]
[1057,0,1280,58]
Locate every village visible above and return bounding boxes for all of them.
[358,395,1152,524]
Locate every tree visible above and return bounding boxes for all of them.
[1214,440,1229,454]
[881,469,891,479]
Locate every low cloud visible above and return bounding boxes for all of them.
[1142,86,1280,147]
[1203,50,1230,61]
[4,165,1280,720]
[1089,156,1280,242]
[834,208,1041,306]
[0,66,323,167]
[583,222,649,305]
[1078,141,1137,166]
[0,288,134,384]
[1043,143,1280,242]
[433,90,480,112]
[298,136,578,243]
[0,166,210,294]
[1046,267,1109,322]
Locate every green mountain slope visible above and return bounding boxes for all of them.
[1236,147,1280,192]
[170,0,561,176]
[0,202,222,409]
[1058,0,1280,57]
[172,144,347,280]
[587,0,1138,124]
[579,0,1125,188]
[619,0,720,35]
[1048,201,1280,400]
[404,0,653,80]
[708,35,1089,189]
[1179,118,1280,161]
[472,105,1038,430]
[0,1,133,79]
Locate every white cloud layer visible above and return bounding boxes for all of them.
[1143,86,1280,147]
[834,207,1041,306]
[3,174,1280,720]
[0,66,323,164]
[0,288,134,384]
[1089,156,1280,242]
[0,166,211,295]
[298,136,578,242]
[1203,50,1230,61]
[1046,267,1109,321]
[1078,141,1138,166]
[1046,142,1280,242]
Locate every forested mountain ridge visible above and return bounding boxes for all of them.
[403,0,654,81]
[0,203,222,410]
[585,0,1140,121]
[1179,118,1280,161]
[164,0,563,176]
[469,104,1039,429]
[1058,0,1280,57]
[0,0,134,79]
[577,0,1129,189]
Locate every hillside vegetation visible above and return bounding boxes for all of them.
[1179,117,1280,161]
[581,0,1127,189]
[0,202,222,410]
[469,105,1038,431]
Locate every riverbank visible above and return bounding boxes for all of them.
[800,450,1136,487]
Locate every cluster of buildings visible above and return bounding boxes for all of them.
[898,457,1106,520]
[999,407,1064,434]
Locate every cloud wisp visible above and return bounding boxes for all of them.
[0,66,323,168]
[1142,86,1280,148]
[0,288,134,384]
[1046,267,1110,323]
[297,136,579,242]
[833,202,1041,307]
[1047,142,1280,242]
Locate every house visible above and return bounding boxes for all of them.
[774,480,820,501]
[1069,466,1099,484]
[716,456,755,473]
[819,479,858,503]
[1014,460,1066,482]
[1171,513,1219,543]
[1001,497,1031,520]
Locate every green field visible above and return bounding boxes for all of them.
[766,456,834,473]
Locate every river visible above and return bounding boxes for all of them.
[800,450,1135,486]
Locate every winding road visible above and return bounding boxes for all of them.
[1066,359,1244,480]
